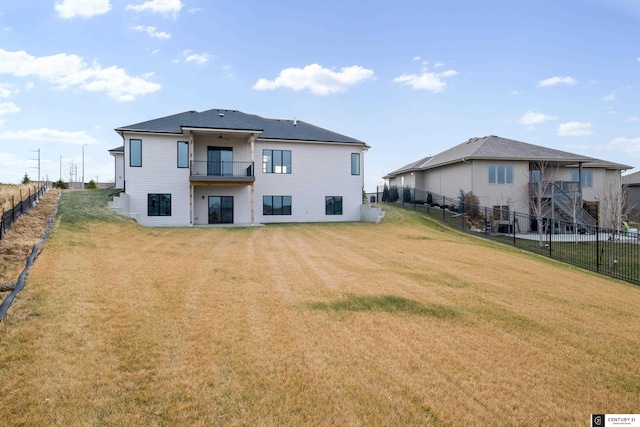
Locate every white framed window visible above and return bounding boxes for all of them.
[489,164,513,184]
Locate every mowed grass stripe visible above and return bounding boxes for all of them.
[0,191,638,425]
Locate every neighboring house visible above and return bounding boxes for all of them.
[384,135,632,229]
[108,108,372,226]
[622,171,640,222]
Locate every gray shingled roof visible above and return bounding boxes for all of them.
[382,156,431,179]
[622,170,640,185]
[385,135,631,178]
[108,146,124,152]
[115,108,366,145]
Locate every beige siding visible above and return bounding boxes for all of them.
[469,160,529,213]
[122,132,365,226]
[192,185,251,225]
[192,134,251,162]
[254,141,364,223]
[112,152,124,188]
[123,132,191,226]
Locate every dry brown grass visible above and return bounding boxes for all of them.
[0,183,43,212]
[0,200,639,425]
[0,189,58,285]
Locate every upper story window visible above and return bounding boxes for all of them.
[529,170,541,183]
[488,164,513,184]
[263,149,292,174]
[351,153,360,175]
[130,139,142,167]
[571,170,593,188]
[177,141,189,168]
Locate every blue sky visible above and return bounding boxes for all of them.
[0,0,639,191]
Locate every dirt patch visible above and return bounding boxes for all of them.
[0,189,58,296]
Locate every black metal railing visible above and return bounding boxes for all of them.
[190,161,254,178]
[377,185,639,286]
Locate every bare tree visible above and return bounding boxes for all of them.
[600,176,631,230]
[563,189,583,242]
[528,161,557,247]
[600,176,633,268]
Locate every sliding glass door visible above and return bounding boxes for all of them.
[208,196,234,224]
[207,147,233,176]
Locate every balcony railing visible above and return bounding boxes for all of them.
[529,181,580,197]
[190,161,255,182]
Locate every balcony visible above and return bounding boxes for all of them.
[529,181,580,198]
[190,161,255,184]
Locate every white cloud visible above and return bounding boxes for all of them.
[55,0,111,19]
[518,111,557,125]
[510,90,524,95]
[132,25,171,39]
[628,116,640,122]
[253,64,374,95]
[0,102,20,116]
[184,51,210,65]
[0,83,14,98]
[126,0,183,17]
[599,137,640,157]
[411,56,421,62]
[0,49,161,101]
[537,76,577,87]
[393,69,458,93]
[0,128,99,145]
[601,91,616,101]
[558,121,593,137]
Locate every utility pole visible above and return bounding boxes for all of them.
[59,156,62,182]
[30,148,40,185]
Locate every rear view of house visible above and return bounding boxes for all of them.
[384,135,632,229]
[109,109,370,226]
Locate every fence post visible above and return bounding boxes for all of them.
[513,212,516,246]
[484,207,489,236]
[596,226,600,273]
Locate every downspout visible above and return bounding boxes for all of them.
[578,162,583,211]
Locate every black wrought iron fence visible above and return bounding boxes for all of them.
[0,184,49,241]
[377,185,640,285]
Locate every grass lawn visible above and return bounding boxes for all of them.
[0,190,639,425]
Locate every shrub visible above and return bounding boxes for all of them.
[403,187,412,203]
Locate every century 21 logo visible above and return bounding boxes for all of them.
[592,414,603,426]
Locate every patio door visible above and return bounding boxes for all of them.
[207,147,233,176]
[208,196,234,224]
